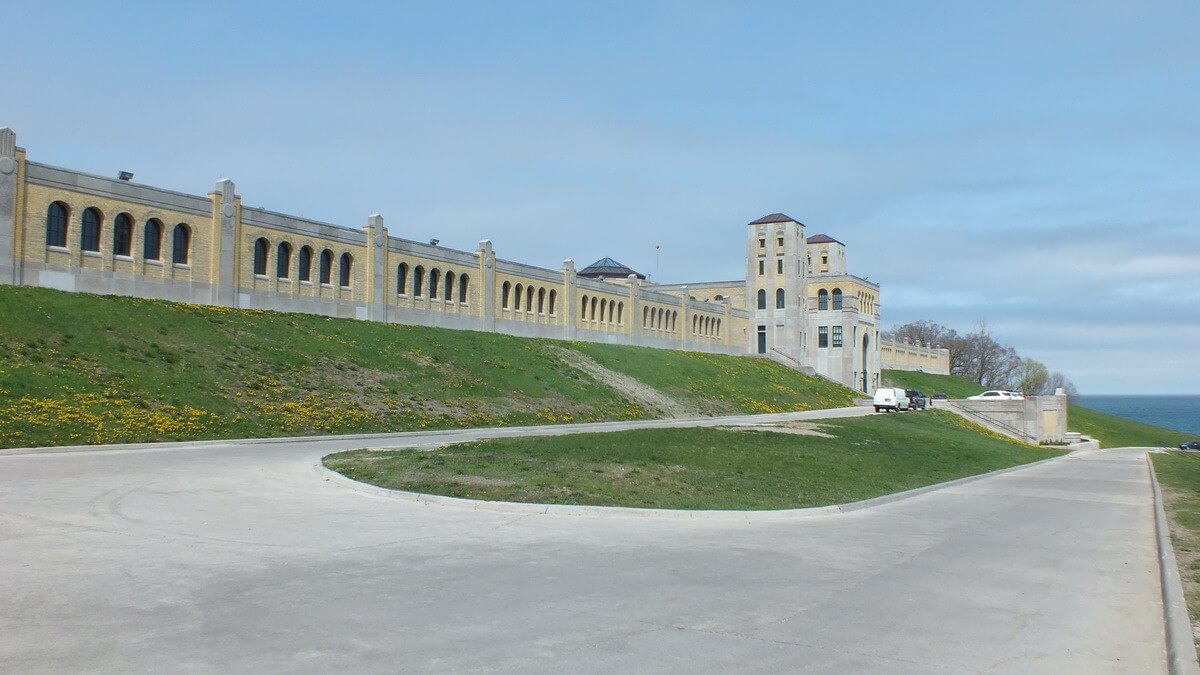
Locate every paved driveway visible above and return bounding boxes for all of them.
[0,413,1168,673]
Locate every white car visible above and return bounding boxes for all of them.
[967,390,1018,401]
[873,387,911,412]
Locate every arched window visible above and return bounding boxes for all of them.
[590,296,598,321]
[616,302,623,324]
[298,246,313,281]
[172,224,191,264]
[319,249,333,284]
[537,288,546,314]
[671,311,678,332]
[45,201,69,248]
[113,213,133,256]
[502,281,511,308]
[444,271,454,301]
[776,288,785,309]
[526,286,534,313]
[716,319,721,337]
[757,289,767,309]
[253,238,269,275]
[548,289,556,314]
[643,306,649,327]
[832,288,843,310]
[80,207,102,252]
[608,300,615,323]
[144,219,163,260]
[413,265,424,296]
[817,288,829,310]
[599,299,607,323]
[514,284,523,311]
[458,274,469,303]
[430,268,440,298]
[276,242,291,277]
[339,253,352,287]
[580,294,588,319]
[397,263,409,294]
[693,315,699,334]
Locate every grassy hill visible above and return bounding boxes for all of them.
[883,368,1189,448]
[882,369,985,399]
[0,286,857,448]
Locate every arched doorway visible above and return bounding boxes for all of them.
[861,333,870,392]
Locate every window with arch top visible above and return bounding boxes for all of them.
[113,213,133,256]
[756,288,767,310]
[276,242,292,277]
[319,249,333,284]
[397,262,409,294]
[144,219,163,260]
[817,288,829,310]
[775,288,785,309]
[339,252,352,287]
[45,201,70,248]
[298,246,313,281]
[832,288,843,310]
[172,224,191,264]
[253,238,269,275]
[80,207,102,252]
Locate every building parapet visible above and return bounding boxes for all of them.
[880,336,950,375]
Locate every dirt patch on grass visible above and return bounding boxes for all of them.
[721,422,837,438]
[549,346,700,418]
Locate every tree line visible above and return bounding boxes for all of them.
[885,320,1079,396]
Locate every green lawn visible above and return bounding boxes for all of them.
[323,410,1061,510]
[571,342,858,414]
[0,286,856,447]
[883,368,1190,448]
[1151,452,1200,649]
[882,369,985,398]
[1068,405,1191,448]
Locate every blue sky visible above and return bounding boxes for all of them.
[7,1,1199,393]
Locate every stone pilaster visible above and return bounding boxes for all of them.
[477,240,496,331]
[562,259,577,340]
[365,214,387,322]
[0,128,18,285]
[679,285,690,342]
[722,298,732,346]
[627,274,640,338]
[212,179,239,308]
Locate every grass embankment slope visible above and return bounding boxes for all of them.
[325,410,1062,510]
[0,286,856,448]
[884,369,1189,448]
[1150,452,1200,650]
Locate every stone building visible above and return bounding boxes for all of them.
[0,127,946,391]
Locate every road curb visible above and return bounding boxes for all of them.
[316,450,1078,521]
[1146,454,1200,675]
[0,407,869,458]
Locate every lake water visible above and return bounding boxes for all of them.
[1075,395,1200,437]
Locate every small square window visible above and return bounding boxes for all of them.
[758,238,766,248]
[777,237,784,247]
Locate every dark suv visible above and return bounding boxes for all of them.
[905,390,927,410]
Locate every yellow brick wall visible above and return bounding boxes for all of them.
[238,223,368,303]
[21,182,215,286]
[388,252,480,317]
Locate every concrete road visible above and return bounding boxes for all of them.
[0,413,1168,673]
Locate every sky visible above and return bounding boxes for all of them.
[5,1,1198,394]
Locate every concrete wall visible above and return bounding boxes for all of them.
[951,395,1068,444]
[0,129,747,357]
[880,337,951,375]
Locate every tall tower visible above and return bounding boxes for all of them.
[745,213,808,361]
